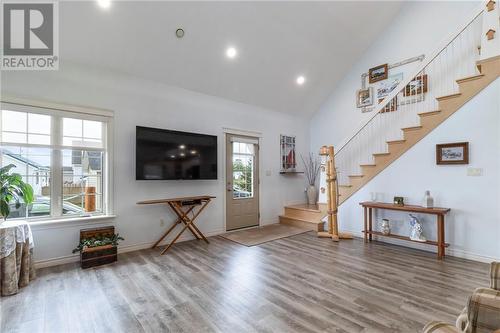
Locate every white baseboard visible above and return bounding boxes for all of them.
[345,229,499,263]
[34,229,225,269]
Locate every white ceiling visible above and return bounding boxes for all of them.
[59,1,404,116]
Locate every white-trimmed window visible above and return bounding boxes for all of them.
[0,101,113,221]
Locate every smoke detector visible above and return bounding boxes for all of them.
[175,28,185,39]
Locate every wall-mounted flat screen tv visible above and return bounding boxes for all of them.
[136,126,217,180]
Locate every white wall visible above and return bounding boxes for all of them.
[1,64,309,266]
[338,79,500,262]
[310,1,479,150]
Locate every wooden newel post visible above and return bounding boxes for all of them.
[317,145,352,241]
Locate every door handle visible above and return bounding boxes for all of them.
[227,183,232,192]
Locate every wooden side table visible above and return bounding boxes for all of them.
[359,202,450,259]
[137,195,215,255]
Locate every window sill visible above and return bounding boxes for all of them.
[29,214,116,229]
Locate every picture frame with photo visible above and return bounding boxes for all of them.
[378,96,398,113]
[377,73,403,99]
[436,142,469,165]
[404,74,428,96]
[356,87,373,108]
[368,64,388,84]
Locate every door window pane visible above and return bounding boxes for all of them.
[0,146,51,219]
[232,142,254,199]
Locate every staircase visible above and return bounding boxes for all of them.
[339,56,500,204]
[333,3,500,205]
[279,1,499,226]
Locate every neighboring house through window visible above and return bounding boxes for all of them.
[0,101,113,221]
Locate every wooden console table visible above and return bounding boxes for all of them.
[137,195,215,255]
[359,201,450,259]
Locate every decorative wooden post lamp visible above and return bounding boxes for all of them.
[317,145,353,241]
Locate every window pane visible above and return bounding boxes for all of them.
[2,110,26,133]
[83,120,102,139]
[62,149,103,215]
[63,117,103,148]
[2,132,26,144]
[0,147,51,219]
[63,118,82,137]
[28,134,50,145]
[28,113,50,135]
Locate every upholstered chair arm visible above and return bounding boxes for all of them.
[464,287,500,333]
[423,321,459,333]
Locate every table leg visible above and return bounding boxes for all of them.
[170,203,201,240]
[437,214,445,259]
[160,221,194,255]
[172,201,210,244]
[368,208,373,242]
[363,206,368,243]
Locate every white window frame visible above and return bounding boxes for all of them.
[0,97,114,222]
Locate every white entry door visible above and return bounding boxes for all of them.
[225,134,259,231]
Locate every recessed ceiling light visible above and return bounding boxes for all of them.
[296,76,306,85]
[226,47,237,59]
[179,153,185,157]
[179,145,186,149]
[170,155,176,158]
[96,0,111,9]
[190,150,197,155]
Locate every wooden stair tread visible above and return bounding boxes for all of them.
[373,152,390,156]
[360,164,376,167]
[348,175,364,178]
[418,110,441,117]
[387,139,406,145]
[279,215,322,224]
[284,203,321,213]
[339,185,352,188]
[436,92,461,101]
[402,125,423,131]
[456,74,484,83]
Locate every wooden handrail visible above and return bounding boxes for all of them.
[335,1,486,156]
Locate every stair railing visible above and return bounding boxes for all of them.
[334,2,487,185]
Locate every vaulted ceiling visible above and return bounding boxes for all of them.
[59,1,404,116]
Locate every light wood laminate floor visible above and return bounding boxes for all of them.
[0,232,489,333]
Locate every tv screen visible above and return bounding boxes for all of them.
[136,126,217,180]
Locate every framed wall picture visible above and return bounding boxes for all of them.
[377,72,403,99]
[356,87,373,108]
[436,142,469,165]
[404,74,428,96]
[280,135,296,172]
[368,64,388,84]
[378,96,397,113]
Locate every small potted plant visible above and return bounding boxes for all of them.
[301,153,321,205]
[0,164,34,222]
[73,226,124,268]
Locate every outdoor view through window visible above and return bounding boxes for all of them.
[0,107,107,220]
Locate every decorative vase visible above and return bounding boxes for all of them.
[306,185,317,205]
[380,219,390,235]
[422,190,434,208]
